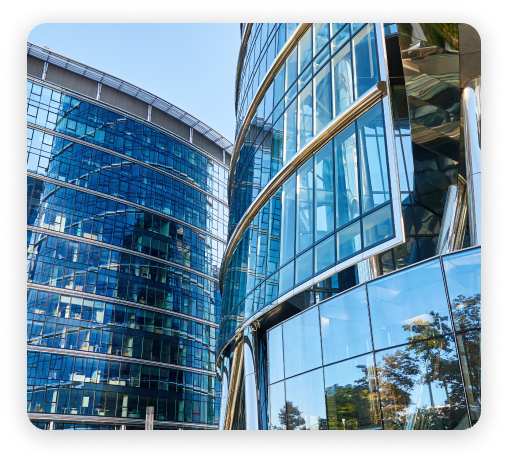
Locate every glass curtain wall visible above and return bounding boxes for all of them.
[266,247,480,430]
[27,67,228,428]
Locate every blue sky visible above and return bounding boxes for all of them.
[28,23,240,142]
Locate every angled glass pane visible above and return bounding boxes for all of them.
[283,98,297,164]
[280,174,296,264]
[295,248,313,286]
[315,234,335,274]
[331,26,350,55]
[283,306,322,378]
[352,23,379,99]
[357,103,390,213]
[315,142,334,241]
[286,368,327,430]
[337,221,361,261]
[324,354,381,430]
[268,325,285,384]
[273,64,286,106]
[286,48,298,90]
[313,23,330,56]
[320,285,371,364]
[375,337,469,430]
[298,82,313,150]
[368,259,452,350]
[269,381,286,430]
[296,158,314,253]
[334,123,359,227]
[314,62,332,134]
[332,42,353,116]
[362,205,393,248]
[442,248,481,332]
[298,29,312,73]
[279,261,294,295]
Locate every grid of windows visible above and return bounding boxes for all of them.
[266,248,480,430]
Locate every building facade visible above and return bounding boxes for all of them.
[26,43,232,430]
[217,23,481,430]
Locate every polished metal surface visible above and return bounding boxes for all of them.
[145,406,154,430]
[234,23,253,110]
[436,184,468,254]
[243,331,261,430]
[220,81,388,292]
[222,339,244,430]
[228,23,313,200]
[462,77,481,246]
[218,357,229,430]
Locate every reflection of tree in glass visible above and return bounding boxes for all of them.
[376,310,468,429]
[451,293,481,331]
[280,401,327,430]
[325,364,380,430]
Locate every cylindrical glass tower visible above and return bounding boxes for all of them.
[26,43,231,430]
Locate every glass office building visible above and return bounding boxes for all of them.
[217,23,481,430]
[26,43,232,430]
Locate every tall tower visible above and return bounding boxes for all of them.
[26,43,231,430]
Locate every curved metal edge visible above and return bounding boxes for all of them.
[228,23,313,202]
[234,23,253,111]
[220,81,388,293]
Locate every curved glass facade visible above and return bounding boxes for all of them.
[27,47,230,429]
[218,23,480,431]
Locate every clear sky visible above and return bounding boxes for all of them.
[28,23,240,142]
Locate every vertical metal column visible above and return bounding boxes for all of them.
[145,406,154,430]
[436,184,468,254]
[462,77,481,246]
[48,421,54,430]
[243,328,261,430]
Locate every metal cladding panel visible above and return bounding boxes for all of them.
[151,106,165,127]
[45,65,97,99]
[27,55,44,78]
[192,130,205,150]
[132,98,149,120]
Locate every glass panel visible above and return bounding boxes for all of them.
[296,158,314,253]
[279,261,294,295]
[331,26,350,55]
[265,272,279,305]
[456,330,481,422]
[334,123,359,227]
[297,82,313,150]
[298,65,312,92]
[313,62,332,134]
[283,98,297,164]
[285,81,297,107]
[283,306,322,378]
[376,337,469,430]
[368,259,452,350]
[353,23,379,99]
[268,325,284,384]
[332,42,353,116]
[286,48,298,90]
[315,142,334,241]
[315,235,335,274]
[298,29,312,73]
[357,103,390,213]
[273,64,286,106]
[395,136,409,191]
[362,205,393,248]
[280,175,296,264]
[324,354,381,430]
[295,248,313,286]
[269,381,286,430]
[401,136,414,188]
[337,221,361,261]
[320,285,371,364]
[313,44,330,74]
[285,368,327,430]
[313,23,330,56]
[442,248,481,332]
[331,23,347,37]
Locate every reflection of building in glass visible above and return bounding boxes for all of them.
[218,23,481,430]
[26,43,232,430]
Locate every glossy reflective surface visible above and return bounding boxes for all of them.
[266,248,481,430]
